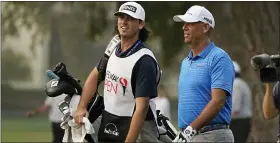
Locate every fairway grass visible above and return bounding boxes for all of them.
[2,116,52,142]
[2,113,178,142]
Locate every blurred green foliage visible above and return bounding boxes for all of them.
[2,48,31,80]
[138,2,196,66]
[2,2,198,68]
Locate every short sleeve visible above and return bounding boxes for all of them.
[95,57,108,82]
[132,55,158,99]
[95,61,100,70]
[44,97,53,106]
[211,54,235,96]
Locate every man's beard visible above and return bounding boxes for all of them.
[120,31,138,40]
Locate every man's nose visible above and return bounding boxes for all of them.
[120,19,128,26]
[121,16,130,23]
[182,23,188,31]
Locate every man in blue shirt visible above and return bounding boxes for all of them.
[172,5,235,142]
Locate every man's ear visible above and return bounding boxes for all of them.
[139,20,145,30]
[203,24,211,33]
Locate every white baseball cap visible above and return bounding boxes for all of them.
[114,2,145,21]
[233,61,241,73]
[173,5,215,28]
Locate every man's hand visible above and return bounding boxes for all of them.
[231,111,239,119]
[26,105,49,118]
[173,126,197,142]
[73,107,88,124]
[26,110,36,118]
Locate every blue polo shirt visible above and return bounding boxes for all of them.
[178,42,235,129]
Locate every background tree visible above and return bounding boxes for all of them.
[2,48,31,81]
[1,2,112,81]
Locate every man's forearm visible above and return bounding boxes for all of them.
[263,84,278,119]
[190,99,225,130]
[125,110,147,142]
[78,84,97,108]
[78,70,99,109]
[30,105,49,116]
[36,105,49,113]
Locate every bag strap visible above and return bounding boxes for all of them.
[96,35,121,83]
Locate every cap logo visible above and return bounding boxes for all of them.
[121,5,137,13]
[203,17,212,24]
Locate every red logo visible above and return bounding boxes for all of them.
[104,80,118,95]
[119,77,128,96]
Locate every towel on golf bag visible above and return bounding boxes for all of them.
[62,117,95,142]
[68,95,80,116]
[62,95,94,142]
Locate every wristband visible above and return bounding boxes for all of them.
[184,126,197,136]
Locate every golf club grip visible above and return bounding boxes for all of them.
[46,70,59,79]
[166,120,179,135]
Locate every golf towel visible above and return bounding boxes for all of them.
[62,117,95,142]
[62,94,94,142]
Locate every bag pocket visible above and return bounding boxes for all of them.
[98,110,131,142]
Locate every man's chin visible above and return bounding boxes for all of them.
[184,40,191,44]
[120,34,134,39]
[120,33,128,37]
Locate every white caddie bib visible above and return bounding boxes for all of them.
[98,45,161,142]
[104,47,158,117]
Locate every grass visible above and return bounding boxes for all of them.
[2,116,52,142]
[1,108,179,142]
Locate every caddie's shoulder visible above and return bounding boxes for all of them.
[139,48,157,62]
[139,43,155,54]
